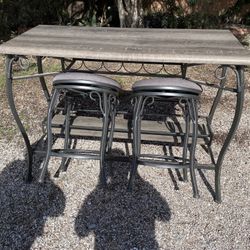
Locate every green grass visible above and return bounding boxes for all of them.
[0,74,5,90]
[8,58,61,77]
[43,61,61,72]
[0,125,16,140]
[14,62,39,77]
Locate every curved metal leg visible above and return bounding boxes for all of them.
[37,56,51,103]
[208,66,227,125]
[182,103,190,182]
[38,89,59,183]
[128,96,143,191]
[188,99,200,198]
[59,97,72,172]
[181,63,187,79]
[215,66,245,203]
[6,55,33,182]
[99,92,110,187]
[106,96,117,153]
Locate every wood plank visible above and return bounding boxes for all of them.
[51,114,209,144]
[0,25,249,65]
[6,35,242,50]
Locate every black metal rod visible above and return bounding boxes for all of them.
[189,78,237,93]
[183,104,190,181]
[59,99,72,172]
[38,89,59,183]
[128,96,143,191]
[13,72,58,80]
[208,66,227,125]
[107,97,116,152]
[137,160,189,169]
[50,152,100,160]
[181,63,187,78]
[99,92,109,186]
[5,55,33,182]
[37,56,51,103]
[139,153,188,161]
[189,99,200,198]
[196,164,216,170]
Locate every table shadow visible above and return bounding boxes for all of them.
[75,149,171,250]
[0,139,66,249]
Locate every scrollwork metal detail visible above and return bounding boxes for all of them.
[89,91,105,115]
[139,96,155,116]
[63,59,184,77]
[83,61,103,72]
[214,65,228,80]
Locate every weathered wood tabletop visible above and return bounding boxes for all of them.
[0,25,250,65]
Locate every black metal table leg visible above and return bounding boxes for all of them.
[5,55,33,182]
[37,56,51,103]
[214,65,245,203]
[99,92,110,187]
[128,96,143,191]
[38,89,59,183]
[182,103,190,182]
[208,66,228,125]
[189,99,200,198]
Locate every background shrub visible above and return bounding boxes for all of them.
[0,0,249,42]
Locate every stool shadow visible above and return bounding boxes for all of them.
[75,149,171,249]
[0,138,66,249]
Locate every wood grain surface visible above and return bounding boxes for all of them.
[0,25,250,65]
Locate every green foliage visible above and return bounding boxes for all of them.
[222,0,250,25]
[144,0,250,29]
[0,0,249,41]
[187,0,197,6]
[0,0,119,41]
[144,10,222,29]
[0,0,64,40]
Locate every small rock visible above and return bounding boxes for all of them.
[87,224,96,230]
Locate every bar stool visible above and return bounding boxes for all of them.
[128,77,202,198]
[38,72,121,186]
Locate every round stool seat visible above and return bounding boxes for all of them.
[133,77,202,95]
[53,72,121,91]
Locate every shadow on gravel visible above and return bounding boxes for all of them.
[75,149,171,249]
[0,139,66,249]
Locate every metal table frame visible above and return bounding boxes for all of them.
[2,26,247,202]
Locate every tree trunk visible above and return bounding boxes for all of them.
[116,0,143,27]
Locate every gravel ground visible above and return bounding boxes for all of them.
[0,58,249,250]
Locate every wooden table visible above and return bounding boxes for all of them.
[1,25,250,202]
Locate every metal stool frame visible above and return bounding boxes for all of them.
[128,89,201,198]
[38,80,119,186]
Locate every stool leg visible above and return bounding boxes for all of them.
[128,96,143,191]
[106,96,116,154]
[188,99,200,198]
[182,103,190,182]
[99,92,110,187]
[38,89,59,183]
[137,105,142,158]
[59,98,72,173]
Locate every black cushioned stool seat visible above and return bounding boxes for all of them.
[133,77,202,94]
[53,72,121,91]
